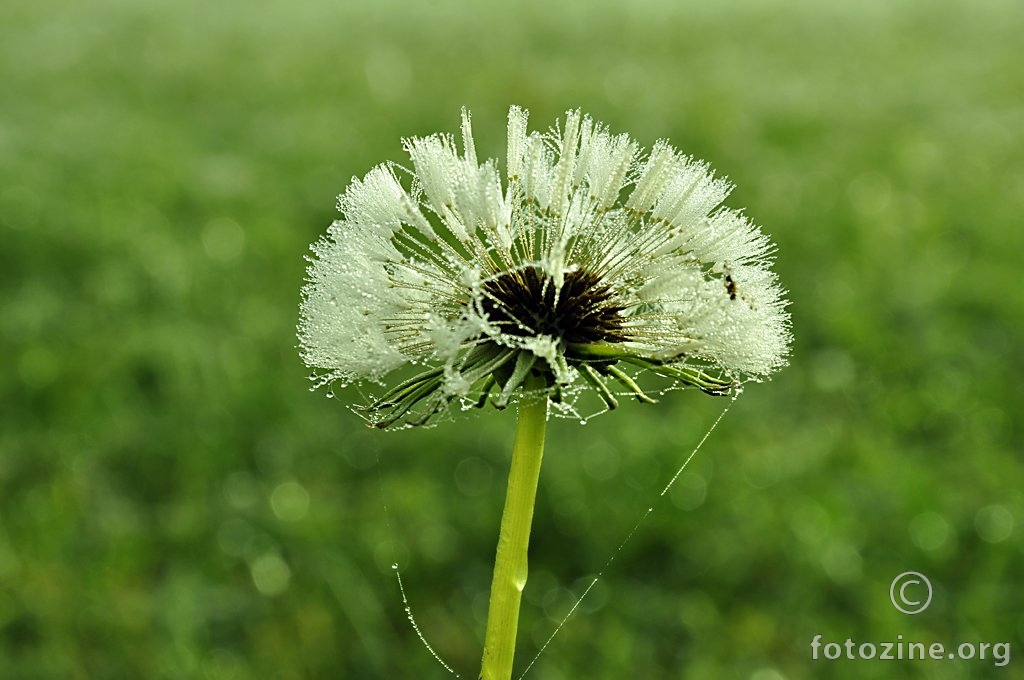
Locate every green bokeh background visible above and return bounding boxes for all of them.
[2,0,1022,678]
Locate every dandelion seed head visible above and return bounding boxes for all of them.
[298,107,791,427]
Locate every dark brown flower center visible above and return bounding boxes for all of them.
[480,266,626,345]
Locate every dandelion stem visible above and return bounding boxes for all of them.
[480,373,548,680]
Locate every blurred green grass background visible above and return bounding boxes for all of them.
[2,0,1022,678]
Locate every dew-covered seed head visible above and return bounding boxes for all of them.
[298,106,791,428]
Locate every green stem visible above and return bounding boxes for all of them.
[479,374,548,680]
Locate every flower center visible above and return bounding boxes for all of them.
[480,266,626,345]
